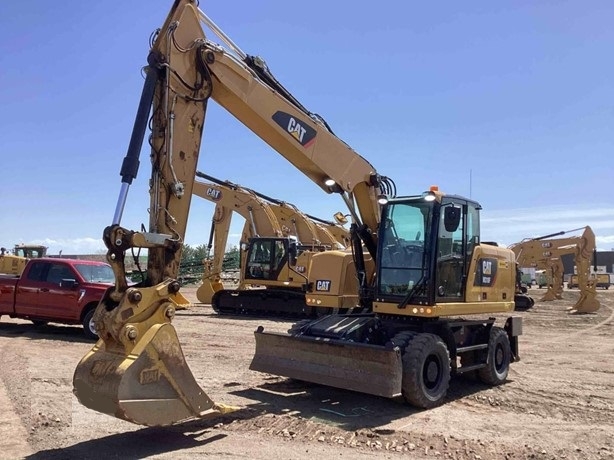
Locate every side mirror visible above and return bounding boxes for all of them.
[60,278,78,289]
[288,240,298,266]
[444,206,461,233]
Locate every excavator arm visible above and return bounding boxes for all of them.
[72,1,236,426]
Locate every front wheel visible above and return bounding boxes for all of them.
[478,327,511,385]
[402,333,451,409]
[82,308,98,340]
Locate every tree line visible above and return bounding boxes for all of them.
[179,244,240,284]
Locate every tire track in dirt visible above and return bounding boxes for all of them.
[0,343,33,457]
[546,303,614,343]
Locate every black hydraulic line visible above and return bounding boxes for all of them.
[532,226,587,242]
[206,220,215,253]
[532,231,565,241]
[349,224,369,308]
[356,223,377,259]
[119,66,160,185]
[112,64,160,225]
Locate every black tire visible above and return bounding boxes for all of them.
[82,308,98,340]
[288,319,311,335]
[402,333,451,409]
[31,320,48,327]
[478,327,511,385]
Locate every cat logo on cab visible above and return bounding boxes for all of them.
[315,280,331,292]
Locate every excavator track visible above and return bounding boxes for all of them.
[211,288,336,318]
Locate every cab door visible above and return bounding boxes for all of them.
[14,260,48,316]
[435,200,466,301]
[30,262,80,319]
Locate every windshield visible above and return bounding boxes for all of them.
[378,200,432,297]
[74,263,115,284]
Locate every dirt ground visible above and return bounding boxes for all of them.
[0,286,613,460]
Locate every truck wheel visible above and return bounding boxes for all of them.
[478,327,510,386]
[82,308,98,340]
[402,333,450,409]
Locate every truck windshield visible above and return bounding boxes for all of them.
[75,263,115,284]
[378,200,432,297]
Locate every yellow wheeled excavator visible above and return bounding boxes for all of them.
[509,226,599,313]
[192,171,347,316]
[73,0,529,426]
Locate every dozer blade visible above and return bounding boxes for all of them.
[74,322,231,426]
[251,328,403,398]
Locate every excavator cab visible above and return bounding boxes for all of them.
[376,194,483,308]
[244,237,299,281]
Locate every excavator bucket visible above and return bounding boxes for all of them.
[73,281,238,426]
[170,292,192,310]
[569,293,600,314]
[196,279,224,304]
[251,327,403,398]
[73,322,233,426]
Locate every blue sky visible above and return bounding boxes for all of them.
[1,1,612,255]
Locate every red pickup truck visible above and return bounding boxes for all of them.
[0,258,114,339]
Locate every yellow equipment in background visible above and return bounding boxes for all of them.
[192,171,349,316]
[0,244,47,276]
[509,226,599,313]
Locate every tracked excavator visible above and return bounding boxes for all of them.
[192,171,348,316]
[73,0,529,426]
[509,226,599,313]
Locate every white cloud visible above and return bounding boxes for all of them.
[23,237,107,256]
[481,204,614,251]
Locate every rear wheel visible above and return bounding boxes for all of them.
[402,333,451,409]
[82,308,98,340]
[478,327,511,385]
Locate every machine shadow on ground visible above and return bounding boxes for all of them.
[227,373,497,431]
[26,429,227,460]
[0,322,93,344]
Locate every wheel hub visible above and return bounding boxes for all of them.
[425,359,440,387]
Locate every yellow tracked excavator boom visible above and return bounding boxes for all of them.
[192,171,348,305]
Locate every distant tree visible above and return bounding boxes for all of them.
[222,245,240,270]
[179,244,206,284]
